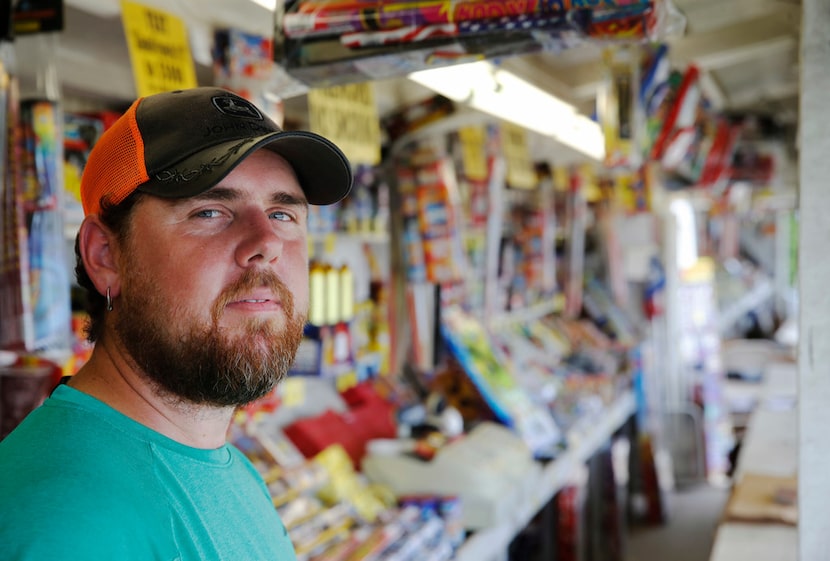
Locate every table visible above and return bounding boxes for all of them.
[709,361,797,561]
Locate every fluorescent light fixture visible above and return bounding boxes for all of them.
[409,61,604,161]
[249,0,277,10]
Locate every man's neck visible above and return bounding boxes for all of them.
[68,340,235,449]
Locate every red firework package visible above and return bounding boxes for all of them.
[698,118,741,189]
[650,64,700,163]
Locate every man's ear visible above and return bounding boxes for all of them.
[78,215,121,298]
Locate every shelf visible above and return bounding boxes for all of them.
[453,390,636,561]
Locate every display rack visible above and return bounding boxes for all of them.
[454,390,636,561]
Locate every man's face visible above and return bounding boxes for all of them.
[112,149,310,407]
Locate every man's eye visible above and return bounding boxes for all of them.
[195,209,221,218]
[271,211,294,222]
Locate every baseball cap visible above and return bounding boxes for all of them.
[80,87,353,215]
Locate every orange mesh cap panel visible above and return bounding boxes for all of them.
[80,99,149,216]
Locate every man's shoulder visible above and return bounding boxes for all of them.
[1,396,153,468]
[0,441,175,559]
[0,399,168,518]
[0,435,168,521]
[0,499,176,560]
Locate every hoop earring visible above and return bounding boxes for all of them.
[106,287,113,312]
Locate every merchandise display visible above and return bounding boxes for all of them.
[232,418,466,561]
[0,60,32,351]
[395,153,466,285]
[20,98,72,350]
[440,305,563,458]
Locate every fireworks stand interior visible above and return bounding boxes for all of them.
[5,0,828,559]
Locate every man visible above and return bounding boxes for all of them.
[0,87,352,559]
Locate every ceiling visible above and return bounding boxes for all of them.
[14,0,802,161]
[505,0,802,126]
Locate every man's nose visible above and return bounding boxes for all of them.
[234,211,283,267]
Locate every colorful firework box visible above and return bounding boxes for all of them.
[283,0,652,39]
[277,0,661,87]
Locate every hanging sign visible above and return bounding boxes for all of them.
[13,0,64,35]
[500,122,536,190]
[308,83,381,166]
[457,125,488,181]
[121,0,197,97]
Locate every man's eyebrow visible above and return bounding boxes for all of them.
[183,187,308,207]
[270,191,308,207]
[188,187,238,202]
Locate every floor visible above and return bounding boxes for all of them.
[625,483,730,561]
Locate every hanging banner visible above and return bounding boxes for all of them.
[121,0,198,97]
[307,83,381,166]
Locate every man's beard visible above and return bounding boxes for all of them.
[113,267,306,408]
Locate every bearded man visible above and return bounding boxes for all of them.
[0,87,352,560]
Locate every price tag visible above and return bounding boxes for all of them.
[308,83,381,166]
[121,0,197,96]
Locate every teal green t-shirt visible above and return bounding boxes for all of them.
[0,384,297,561]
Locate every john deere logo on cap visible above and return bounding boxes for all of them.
[212,96,263,120]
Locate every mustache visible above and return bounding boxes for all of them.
[211,269,295,323]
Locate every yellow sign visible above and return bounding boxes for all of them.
[458,125,488,181]
[308,83,381,166]
[121,0,198,96]
[500,122,536,189]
